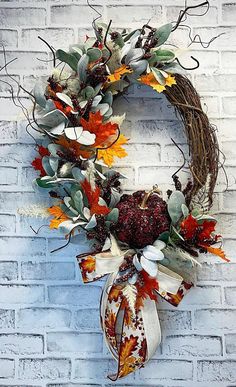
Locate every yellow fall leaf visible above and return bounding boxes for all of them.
[48,205,69,229]
[139,72,176,93]
[107,65,132,83]
[97,134,128,167]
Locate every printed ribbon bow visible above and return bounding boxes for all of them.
[77,238,192,380]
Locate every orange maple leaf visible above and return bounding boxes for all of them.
[81,179,110,215]
[107,64,133,83]
[139,72,176,93]
[119,335,138,364]
[48,205,69,229]
[80,111,118,147]
[97,133,128,167]
[205,246,230,262]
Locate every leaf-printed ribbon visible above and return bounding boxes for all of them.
[77,247,192,379]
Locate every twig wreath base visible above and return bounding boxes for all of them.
[5,1,229,381]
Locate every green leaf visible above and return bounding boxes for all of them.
[154,49,175,62]
[81,86,95,100]
[48,156,59,173]
[106,208,119,223]
[151,67,166,85]
[154,23,172,47]
[73,190,84,215]
[35,177,56,189]
[163,62,184,74]
[102,91,113,106]
[56,49,78,71]
[72,167,85,183]
[42,156,54,176]
[87,48,102,62]
[85,214,97,230]
[77,54,89,83]
[111,32,124,48]
[34,82,46,108]
[181,203,189,218]
[124,29,140,42]
[168,191,186,224]
[171,225,185,241]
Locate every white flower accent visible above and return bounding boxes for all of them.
[64,126,96,145]
[133,240,166,277]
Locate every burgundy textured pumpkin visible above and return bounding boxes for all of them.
[114,190,171,248]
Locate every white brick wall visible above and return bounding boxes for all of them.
[0,1,235,386]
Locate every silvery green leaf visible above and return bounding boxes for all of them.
[64,196,78,215]
[77,54,89,83]
[133,254,143,271]
[87,47,102,62]
[34,82,46,108]
[163,62,184,74]
[171,225,185,241]
[154,49,175,62]
[98,197,108,207]
[168,191,186,224]
[92,95,102,107]
[151,67,166,85]
[109,188,121,208]
[106,208,119,223]
[128,273,138,285]
[40,109,67,128]
[102,236,112,251]
[83,207,91,220]
[72,167,85,182]
[196,214,216,222]
[93,103,109,115]
[56,49,78,71]
[73,190,84,214]
[49,157,59,173]
[181,203,189,218]
[104,107,113,119]
[44,99,56,113]
[85,214,97,230]
[106,79,129,94]
[123,29,140,42]
[157,231,170,244]
[102,91,113,106]
[48,143,62,157]
[142,245,164,261]
[56,92,74,108]
[153,240,166,250]
[79,100,87,109]
[125,48,144,65]
[58,220,78,234]
[50,122,65,136]
[130,59,148,74]
[154,23,172,47]
[42,156,54,176]
[82,86,95,100]
[71,46,83,57]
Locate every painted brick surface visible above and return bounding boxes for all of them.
[0,1,235,386]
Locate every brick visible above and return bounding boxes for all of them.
[0,51,48,74]
[225,287,236,306]
[0,261,17,281]
[0,309,15,329]
[107,5,162,27]
[163,143,189,164]
[19,358,71,380]
[0,192,50,214]
[222,3,236,23]
[131,119,185,144]
[0,144,36,165]
[74,309,100,331]
[0,285,44,304]
[17,308,71,329]
[0,74,20,94]
[186,50,219,71]
[222,51,236,70]
[21,262,75,280]
[0,214,16,233]
[0,334,43,354]
[48,384,102,387]
[197,262,236,281]
[215,213,236,236]
[225,333,236,354]
[138,166,190,189]
[0,121,17,142]
[47,332,102,353]
[48,285,101,307]
[163,335,222,357]
[22,28,75,51]
[195,73,236,92]
[224,239,236,260]
[194,26,236,50]
[51,5,103,26]
[181,286,221,305]
[0,358,14,378]
[158,310,192,331]
[21,167,37,188]
[47,237,91,259]
[0,237,46,258]
[0,7,46,27]
[167,5,218,26]
[0,167,18,185]
[0,29,18,48]
[74,359,114,380]
[194,309,235,331]
[223,190,236,210]
[200,95,219,118]
[138,359,193,380]
[223,98,236,116]
[198,360,236,382]
[0,97,28,118]
[116,143,160,166]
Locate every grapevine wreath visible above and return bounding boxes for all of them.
[7,1,230,381]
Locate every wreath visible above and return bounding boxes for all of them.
[9,2,229,381]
